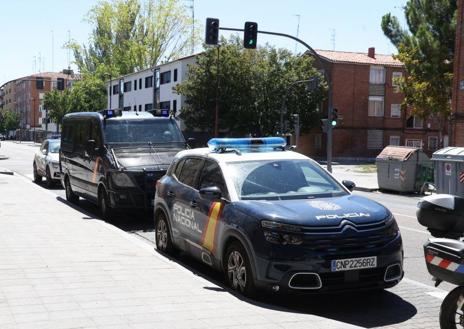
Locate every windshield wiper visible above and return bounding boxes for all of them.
[147,141,163,164]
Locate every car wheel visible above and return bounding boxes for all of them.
[155,211,174,254]
[45,166,53,188]
[224,241,256,297]
[98,187,113,221]
[64,176,79,204]
[33,162,42,183]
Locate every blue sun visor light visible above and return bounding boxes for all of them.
[101,109,123,119]
[207,137,287,153]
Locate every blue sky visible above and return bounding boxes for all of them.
[0,0,407,86]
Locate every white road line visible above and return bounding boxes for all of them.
[427,291,447,300]
[392,212,417,219]
[398,225,428,235]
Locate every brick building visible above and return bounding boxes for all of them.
[301,48,444,159]
[0,71,76,138]
[452,0,464,145]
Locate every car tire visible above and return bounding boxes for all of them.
[224,241,256,297]
[33,162,42,183]
[98,187,113,221]
[155,211,174,254]
[45,166,53,188]
[64,176,79,204]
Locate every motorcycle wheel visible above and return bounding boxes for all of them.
[440,286,464,329]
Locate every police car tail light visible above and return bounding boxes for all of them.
[207,137,286,153]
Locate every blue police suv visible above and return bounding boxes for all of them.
[154,137,403,296]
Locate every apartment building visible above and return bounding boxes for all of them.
[302,48,444,159]
[452,0,464,145]
[107,54,196,117]
[0,71,76,137]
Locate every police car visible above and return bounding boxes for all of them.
[154,137,403,295]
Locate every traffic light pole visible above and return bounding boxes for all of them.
[219,27,334,172]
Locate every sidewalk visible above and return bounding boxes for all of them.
[0,173,361,329]
[330,164,379,192]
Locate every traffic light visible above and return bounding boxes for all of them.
[205,18,219,45]
[244,22,258,49]
[57,78,64,91]
[331,108,339,127]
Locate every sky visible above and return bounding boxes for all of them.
[0,0,408,86]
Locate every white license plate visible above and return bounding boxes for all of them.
[331,256,377,272]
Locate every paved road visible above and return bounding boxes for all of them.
[0,140,454,328]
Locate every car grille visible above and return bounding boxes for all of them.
[320,267,386,289]
[132,170,166,191]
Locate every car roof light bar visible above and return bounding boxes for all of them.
[100,109,123,119]
[207,137,287,153]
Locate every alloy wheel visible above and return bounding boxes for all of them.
[227,250,247,292]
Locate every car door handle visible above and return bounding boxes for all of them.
[190,200,197,208]
[167,191,175,198]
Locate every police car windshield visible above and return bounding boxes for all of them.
[227,159,348,200]
[49,140,60,153]
[103,119,184,145]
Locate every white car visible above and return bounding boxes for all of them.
[33,139,61,187]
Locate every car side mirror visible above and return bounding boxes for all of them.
[199,186,222,201]
[86,139,97,155]
[42,149,48,155]
[187,137,196,149]
[342,180,356,192]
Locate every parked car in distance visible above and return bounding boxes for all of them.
[154,137,403,296]
[33,139,61,187]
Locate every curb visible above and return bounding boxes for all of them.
[353,186,378,192]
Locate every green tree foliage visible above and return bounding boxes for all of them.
[175,37,326,136]
[0,110,19,133]
[70,0,196,79]
[381,0,457,126]
[43,75,107,131]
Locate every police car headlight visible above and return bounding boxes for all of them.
[112,172,135,187]
[384,214,400,236]
[261,221,303,245]
[51,162,59,169]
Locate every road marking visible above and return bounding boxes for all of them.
[392,212,417,219]
[427,291,447,300]
[398,225,429,235]
[402,277,449,298]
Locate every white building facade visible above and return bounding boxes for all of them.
[107,54,196,117]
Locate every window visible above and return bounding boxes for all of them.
[112,85,119,95]
[173,159,185,179]
[145,103,153,111]
[406,139,422,148]
[36,77,44,89]
[174,69,178,82]
[123,81,132,93]
[199,160,228,199]
[145,76,153,88]
[123,106,131,111]
[133,105,136,112]
[160,71,171,84]
[178,158,203,188]
[159,101,170,110]
[139,105,142,112]
[389,135,400,146]
[428,136,439,150]
[369,66,385,84]
[367,130,383,149]
[406,116,423,129]
[172,99,177,112]
[392,71,403,93]
[139,78,142,88]
[391,104,401,118]
[368,96,384,117]
[134,79,137,90]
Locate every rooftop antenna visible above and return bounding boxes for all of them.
[186,0,195,54]
[67,30,71,70]
[38,52,42,72]
[51,30,55,72]
[331,29,336,51]
[293,14,301,53]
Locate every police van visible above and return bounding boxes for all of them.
[60,109,187,220]
[154,137,403,296]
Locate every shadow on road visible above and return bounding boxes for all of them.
[55,195,417,328]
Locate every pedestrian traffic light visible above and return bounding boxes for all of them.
[331,108,339,127]
[205,18,219,45]
[244,22,258,49]
[57,78,64,91]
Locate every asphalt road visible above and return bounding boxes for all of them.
[3,140,458,328]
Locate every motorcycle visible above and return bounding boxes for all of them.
[417,194,464,329]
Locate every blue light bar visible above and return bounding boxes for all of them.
[102,109,122,118]
[207,137,286,152]
[152,109,170,117]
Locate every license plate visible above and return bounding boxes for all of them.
[331,256,377,272]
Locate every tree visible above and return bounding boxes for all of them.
[381,0,457,140]
[0,110,19,133]
[70,0,197,80]
[175,37,326,136]
[44,89,71,132]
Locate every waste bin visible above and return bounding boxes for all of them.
[376,146,433,193]
[432,147,464,196]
